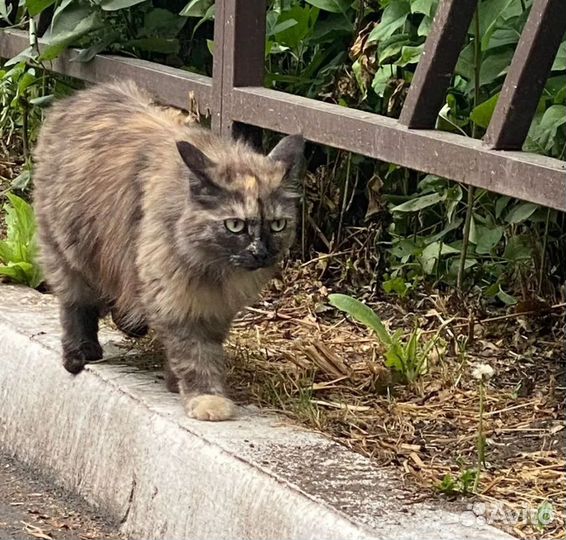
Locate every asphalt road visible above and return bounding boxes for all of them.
[0,452,121,540]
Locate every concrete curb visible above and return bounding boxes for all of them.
[0,285,514,540]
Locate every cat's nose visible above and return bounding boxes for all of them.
[249,241,268,262]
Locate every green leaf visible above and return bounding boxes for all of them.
[377,34,410,64]
[480,0,522,51]
[71,30,120,62]
[474,225,504,254]
[383,276,409,297]
[470,93,499,128]
[179,0,212,17]
[417,15,433,36]
[0,263,34,285]
[25,0,56,17]
[371,64,395,97]
[0,240,14,263]
[267,18,298,38]
[0,0,13,23]
[11,168,32,190]
[305,0,349,13]
[100,0,147,11]
[397,44,424,67]
[420,241,459,274]
[506,202,538,224]
[4,46,36,67]
[272,5,316,51]
[410,0,437,17]
[40,11,103,61]
[391,192,444,213]
[143,8,186,38]
[495,196,511,219]
[368,0,410,43]
[552,41,566,71]
[310,14,353,41]
[328,294,392,346]
[503,235,532,261]
[444,184,463,223]
[478,49,513,87]
[0,194,42,288]
[29,94,54,106]
[530,105,566,151]
[497,286,517,305]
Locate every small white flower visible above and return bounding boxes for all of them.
[472,363,495,381]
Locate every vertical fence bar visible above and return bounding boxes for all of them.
[484,0,566,150]
[212,0,266,142]
[399,0,478,129]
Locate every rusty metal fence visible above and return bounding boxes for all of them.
[1,0,565,211]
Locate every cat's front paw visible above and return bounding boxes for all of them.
[62,340,103,374]
[184,394,236,421]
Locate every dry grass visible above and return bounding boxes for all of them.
[222,262,565,539]
[3,119,564,538]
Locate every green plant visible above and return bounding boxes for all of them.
[0,193,42,287]
[328,293,446,383]
[437,468,476,496]
[1,0,564,301]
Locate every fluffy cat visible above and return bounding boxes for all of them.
[33,80,303,421]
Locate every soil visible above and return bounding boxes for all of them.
[0,453,122,540]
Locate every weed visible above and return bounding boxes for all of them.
[0,193,42,288]
[328,293,447,383]
[437,469,476,497]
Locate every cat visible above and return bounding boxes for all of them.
[32,80,303,421]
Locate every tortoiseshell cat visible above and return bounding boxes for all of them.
[33,81,303,421]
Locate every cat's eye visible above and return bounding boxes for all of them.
[270,219,287,232]
[224,218,246,234]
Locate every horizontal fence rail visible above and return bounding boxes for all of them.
[0,30,213,112]
[1,0,565,212]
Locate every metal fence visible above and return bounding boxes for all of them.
[1,0,565,211]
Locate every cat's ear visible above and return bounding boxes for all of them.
[268,134,304,179]
[176,141,220,200]
[177,141,214,180]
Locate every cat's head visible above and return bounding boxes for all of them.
[174,134,304,274]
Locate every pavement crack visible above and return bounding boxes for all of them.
[120,475,136,526]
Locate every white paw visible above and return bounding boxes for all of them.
[184,394,236,421]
